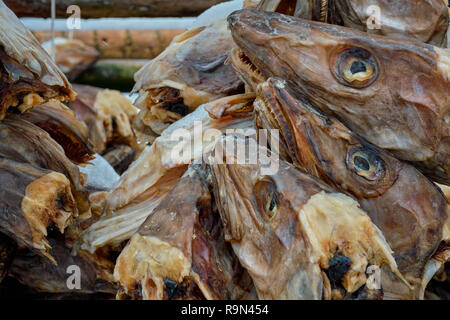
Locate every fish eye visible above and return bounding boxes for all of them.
[334,48,378,88]
[346,146,385,181]
[254,179,278,221]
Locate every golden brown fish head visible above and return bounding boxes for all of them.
[228,9,450,184]
[208,134,407,299]
[255,78,449,295]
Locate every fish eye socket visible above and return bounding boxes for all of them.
[346,147,385,181]
[335,48,378,88]
[254,179,278,221]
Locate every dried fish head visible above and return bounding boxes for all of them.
[0,2,75,119]
[254,0,449,47]
[0,158,77,262]
[208,134,407,299]
[254,77,449,298]
[257,0,329,21]
[78,94,255,252]
[0,116,90,218]
[132,19,244,135]
[228,9,450,185]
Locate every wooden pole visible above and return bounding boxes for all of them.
[33,29,184,59]
[4,0,228,18]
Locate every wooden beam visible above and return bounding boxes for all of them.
[5,0,228,18]
[33,29,184,59]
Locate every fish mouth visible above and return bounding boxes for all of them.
[229,47,266,91]
[255,78,346,177]
[135,86,191,134]
[254,78,307,166]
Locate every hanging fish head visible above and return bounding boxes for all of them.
[228,8,450,184]
[254,77,449,298]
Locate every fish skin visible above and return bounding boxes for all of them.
[228,9,450,185]
[254,77,449,298]
[207,134,406,299]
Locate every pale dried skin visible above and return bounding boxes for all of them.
[78,166,185,253]
[21,100,94,165]
[115,165,253,300]
[0,116,90,216]
[78,95,254,252]
[9,237,116,294]
[0,1,75,119]
[42,38,100,81]
[132,19,243,136]
[0,158,77,262]
[209,135,405,299]
[69,85,139,154]
[254,77,448,298]
[228,9,450,184]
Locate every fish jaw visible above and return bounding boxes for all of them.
[228,47,266,92]
[228,9,450,184]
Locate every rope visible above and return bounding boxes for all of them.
[50,0,56,61]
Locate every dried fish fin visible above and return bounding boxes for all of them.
[204,92,255,119]
[0,2,75,119]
